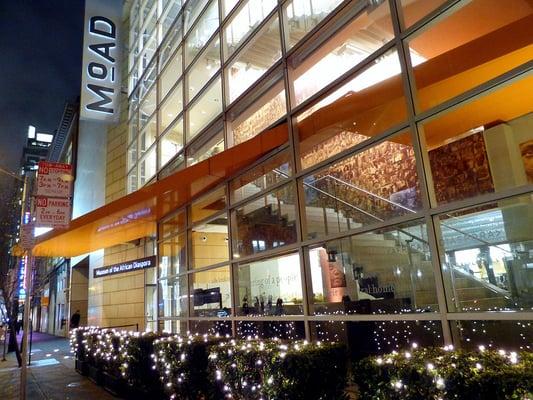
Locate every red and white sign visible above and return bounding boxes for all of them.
[20,223,35,250]
[35,197,71,228]
[36,161,73,198]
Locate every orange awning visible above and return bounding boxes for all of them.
[32,124,288,257]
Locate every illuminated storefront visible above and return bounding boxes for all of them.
[37,0,533,352]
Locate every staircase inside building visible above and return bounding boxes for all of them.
[235,173,513,312]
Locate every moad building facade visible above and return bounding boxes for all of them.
[86,0,533,355]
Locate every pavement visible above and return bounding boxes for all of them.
[0,331,119,399]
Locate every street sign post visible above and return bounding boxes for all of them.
[36,161,73,198]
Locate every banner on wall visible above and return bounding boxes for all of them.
[93,256,156,278]
[80,0,122,122]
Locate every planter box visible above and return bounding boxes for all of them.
[88,364,104,386]
[75,358,89,376]
[103,371,127,397]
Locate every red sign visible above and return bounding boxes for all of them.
[35,197,71,228]
[36,161,73,198]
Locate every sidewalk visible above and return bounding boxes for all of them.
[0,331,119,399]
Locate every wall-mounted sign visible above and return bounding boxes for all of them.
[35,197,71,228]
[80,0,122,122]
[93,256,156,278]
[36,161,73,198]
[20,223,35,250]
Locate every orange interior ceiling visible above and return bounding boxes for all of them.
[33,7,532,258]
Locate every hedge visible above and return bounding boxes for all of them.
[70,328,348,400]
[353,346,533,400]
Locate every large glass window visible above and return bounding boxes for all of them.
[302,131,422,240]
[452,320,532,351]
[232,183,298,258]
[187,76,223,141]
[186,37,221,103]
[191,215,229,269]
[436,193,533,313]
[158,275,188,318]
[159,117,184,168]
[289,0,394,106]
[190,265,232,317]
[223,0,277,61]
[186,124,224,166]
[230,150,292,204]
[407,0,533,112]
[139,146,157,186]
[184,0,219,66]
[235,253,304,316]
[159,81,184,134]
[419,74,533,206]
[228,79,287,146]
[225,15,282,104]
[237,320,306,340]
[282,0,344,50]
[159,233,187,278]
[159,210,186,239]
[140,116,157,153]
[398,0,447,29]
[159,47,183,101]
[295,48,408,170]
[308,220,438,315]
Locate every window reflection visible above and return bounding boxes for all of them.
[407,0,533,112]
[226,15,282,104]
[295,49,408,169]
[237,320,306,340]
[160,47,182,101]
[187,76,222,141]
[235,253,304,316]
[437,193,533,312]
[159,233,187,278]
[158,275,188,318]
[453,320,532,351]
[191,266,232,317]
[420,75,533,205]
[186,126,224,166]
[159,82,183,134]
[232,183,298,258]
[187,37,221,103]
[191,215,229,269]
[159,117,184,168]
[289,0,394,106]
[309,221,437,315]
[184,0,219,66]
[302,131,421,239]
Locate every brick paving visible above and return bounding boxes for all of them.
[0,331,118,399]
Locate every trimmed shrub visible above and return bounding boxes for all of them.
[153,334,225,400]
[354,346,533,400]
[209,339,349,400]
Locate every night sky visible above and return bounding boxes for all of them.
[0,0,84,179]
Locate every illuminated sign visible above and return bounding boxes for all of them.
[80,0,122,122]
[93,256,156,278]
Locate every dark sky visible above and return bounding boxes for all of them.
[0,0,84,177]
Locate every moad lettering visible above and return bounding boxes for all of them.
[89,16,116,38]
[87,84,114,113]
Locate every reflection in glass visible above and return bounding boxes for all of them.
[283,0,344,49]
[407,0,533,112]
[223,0,277,60]
[295,49,408,169]
[159,319,188,334]
[436,194,533,312]
[420,76,533,205]
[159,210,186,239]
[140,116,157,153]
[289,0,394,106]
[187,128,224,166]
[228,80,286,146]
[191,215,229,269]
[310,320,443,359]
[399,0,446,29]
[226,15,282,104]
[191,265,231,317]
[160,47,183,101]
[309,220,437,315]
[159,82,183,134]
[159,233,187,277]
[158,275,188,318]
[453,320,532,351]
[187,76,222,141]
[191,186,227,223]
[191,320,232,336]
[159,117,184,168]
[237,320,305,340]
[230,150,292,204]
[184,0,219,66]
[139,146,156,186]
[159,16,183,68]
[187,37,221,103]
[232,184,298,258]
[235,253,304,316]
[302,131,421,239]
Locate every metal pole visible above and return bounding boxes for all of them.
[28,318,33,365]
[20,249,33,400]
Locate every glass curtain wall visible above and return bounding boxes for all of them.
[128,0,533,354]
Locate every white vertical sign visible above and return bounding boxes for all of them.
[80,0,122,122]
